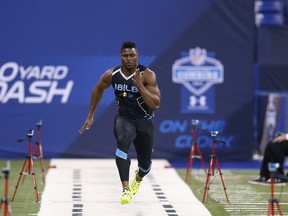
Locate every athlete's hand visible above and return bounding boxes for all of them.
[132,68,144,88]
[79,117,93,134]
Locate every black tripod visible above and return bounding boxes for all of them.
[11,129,39,202]
[185,119,206,184]
[267,163,283,216]
[202,131,229,204]
[0,161,11,216]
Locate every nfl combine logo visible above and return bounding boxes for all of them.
[190,48,206,65]
[172,47,224,114]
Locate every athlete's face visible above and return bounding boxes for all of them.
[120,48,138,70]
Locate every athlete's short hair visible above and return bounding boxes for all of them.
[121,41,137,51]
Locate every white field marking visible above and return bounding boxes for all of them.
[191,169,287,216]
[37,159,211,216]
[257,192,288,195]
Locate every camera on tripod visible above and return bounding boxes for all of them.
[36,120,42,128]
[17,129,34,143]
[27,128,34,138]
[191,119,199,129]
[268,162,280,172]
[210,130,219,138]
[0,161,11,216]
[1,161,10,178]
[268,162,288,184]
[268,162,281,179]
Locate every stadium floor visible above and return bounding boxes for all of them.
[37,159,212,216]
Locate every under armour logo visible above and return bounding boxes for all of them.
[189,95,207,107]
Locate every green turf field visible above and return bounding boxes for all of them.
[0,160,49,216]
[1,160,288,216]
[177,168,288,215]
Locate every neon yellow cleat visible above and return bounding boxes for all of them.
[120,187,132,205]
[130,170,142,195]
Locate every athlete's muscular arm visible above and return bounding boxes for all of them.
[133,68,161,111]
[79,69,113,134]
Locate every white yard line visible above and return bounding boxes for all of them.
[37,159,211,216]
[193,170,288,216]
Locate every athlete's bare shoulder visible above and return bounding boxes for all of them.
[99,68,113,88]
[144,67,154,74]
[104,68,113,75]
[143,68,157,83]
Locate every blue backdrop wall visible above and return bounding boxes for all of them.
[0,0,255,161]
[254,25,288,154]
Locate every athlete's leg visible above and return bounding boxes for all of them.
[114,115,136,188]
[129,119,154,196]
[133,119,154,178]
